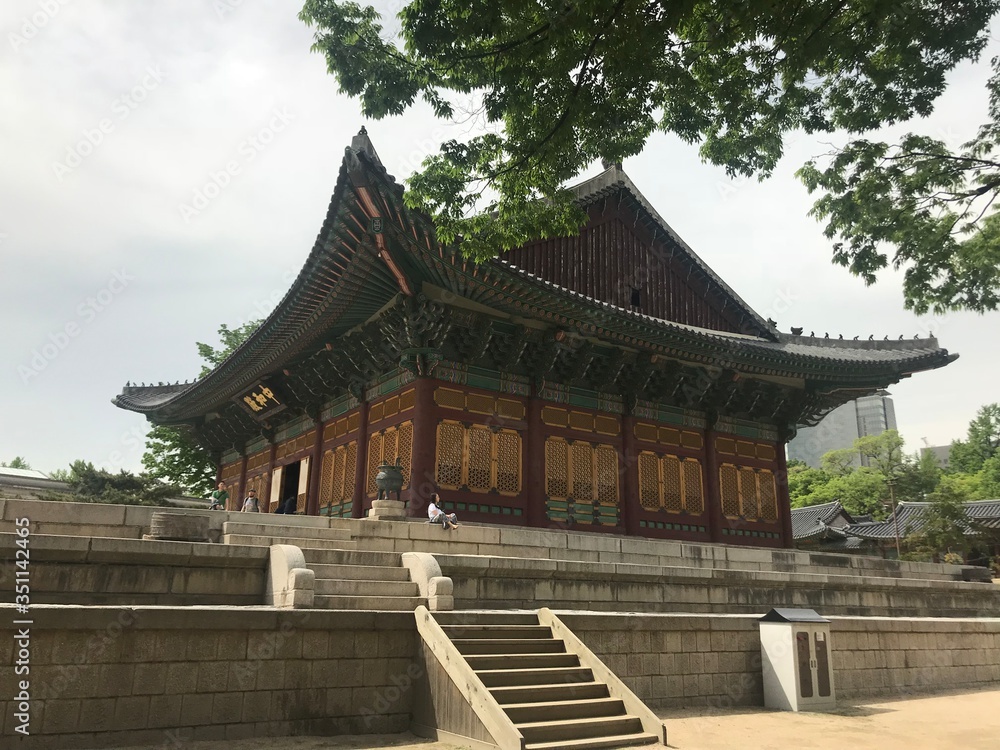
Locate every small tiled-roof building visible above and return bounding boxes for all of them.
[113,130,957,548]
[791,501,856,546]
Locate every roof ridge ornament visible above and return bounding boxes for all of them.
[351,126,384,170]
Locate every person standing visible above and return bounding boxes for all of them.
[241,488,260,513]
[209,482,229,510]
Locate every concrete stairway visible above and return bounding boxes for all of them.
[222,520,357,551]
[436,612,661,750]
[302,547,426,610]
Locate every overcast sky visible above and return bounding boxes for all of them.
[1,2,998,476]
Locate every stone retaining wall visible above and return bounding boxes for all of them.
[2,606,997,748]
[435,555,1000,618]
[1,606,417,749]
[0,535,268,607]
[558,612,1000,708]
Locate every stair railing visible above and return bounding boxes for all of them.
[538,608,668,744]
[414,606,525,750]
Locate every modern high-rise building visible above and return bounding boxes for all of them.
[787,391,897,468]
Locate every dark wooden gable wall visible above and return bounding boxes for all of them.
[503,196,760,335]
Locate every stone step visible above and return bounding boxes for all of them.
[434,611,541,626]
[222,534,357,551]
[313,578,419,598]
[524,732,659,750]
[303,548,402,567]
[476,666,593,688]
[491,682,610,704]
[517,715,644,743]
[466,653,580,671]
[312,594,426,610]
[309,563,411,582]
[442,625,553,640]
[502,697,625,724]
[222,522,352,541]
[454,638,567,655]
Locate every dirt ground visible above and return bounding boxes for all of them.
[110,687,1000,750]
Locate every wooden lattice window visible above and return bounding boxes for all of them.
[496,431,521,495]
[595,446,618,504]
[739,467,759,518]
[436,421,465,489]
[663,455,683,512]
[545,437,618,504]
[638,451,704,514]
[435,420,522,495]
[758,469,778,521]
[720,464,740,518]
[366,422,413,495]
[638,452,660,510]
[545,438,569,499]
[682,459,704,514]
[571,442,594,502]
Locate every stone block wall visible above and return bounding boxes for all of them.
[830,617,1000,699]
[0,536,269,606]
[0,606,417,749]
[558,612,1000,708]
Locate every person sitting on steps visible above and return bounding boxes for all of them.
[427,492,458,530]
[208,482,228,511]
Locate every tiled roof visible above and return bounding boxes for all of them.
[791,501,854,541]
[113,130,958,421]
[845,499,1000,539]
[566,166,772,337]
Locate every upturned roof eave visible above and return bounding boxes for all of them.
[114,140,407,420]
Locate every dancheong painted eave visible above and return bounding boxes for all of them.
[113,129,957,424]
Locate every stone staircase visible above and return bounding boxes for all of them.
[304,547,426,610]
[222,520,357,551]
[435,611,662,750]
[223,520,425,611]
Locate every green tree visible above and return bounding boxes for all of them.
[0,456,31,470]
[196,320,263,377]
[806,467,890,519]
[904,476,985,561]
[299,0,1000,310]
[979,453,1000,497]
[67,460,178,507]
[894,449,942,503]
[142,319,263,495]
[820,447,858,476]
[787,464,833,508]
[949,403,1000,473]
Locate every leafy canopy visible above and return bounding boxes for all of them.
[799,60,1000,314]
[949,402,1000,473]
[299,0,999,310]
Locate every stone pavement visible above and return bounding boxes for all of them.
[106,687,1000,750]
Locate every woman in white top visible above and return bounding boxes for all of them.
[427,493,458,530]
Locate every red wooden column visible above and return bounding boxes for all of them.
[525,389,546,528]
[407,378,437,518]
[236,452,248,511]
[262,441,277,514]
[704,421,724,544]
[306,419,324,516]
[351,400,369,519]
[620,414,640,536]
[776,431,794,548]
